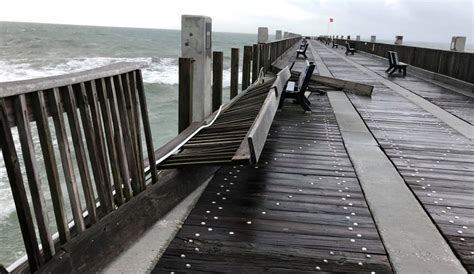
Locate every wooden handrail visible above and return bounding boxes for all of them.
[0,62,155,271]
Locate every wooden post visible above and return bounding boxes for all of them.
[212,51,223,111]
[230,48,239,99]
[259,44,265,73]
[179,58,193,133]
[242,46,252,91]
[252,44,259,82]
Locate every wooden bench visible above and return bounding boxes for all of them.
[385,51,408,76]
[296,43,309,59]
[332,40,338,48]
[345,42,355,55]
[279,61,316,112]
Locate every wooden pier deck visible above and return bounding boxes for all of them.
[152,40,473,273]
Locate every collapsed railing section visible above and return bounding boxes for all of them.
[179,36,302,131]
[0,62,157,272]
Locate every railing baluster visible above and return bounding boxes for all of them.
[73,83,113,214]
[0,98,42,271]
[95,78,126,205]
[48,87,85,232]
[113,75,141,195]
[105,77,134,197]
[14,94,55,261]
[128,71,145,188]
[30,91,70,244]
[85,80,115,206]
[61,86,98,223]
[121,73,144,191]
[136,70,158,183]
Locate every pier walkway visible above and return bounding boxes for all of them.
[149,40,473,273]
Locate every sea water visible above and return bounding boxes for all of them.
[0,21,257,266]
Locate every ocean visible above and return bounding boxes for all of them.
[0,21,257,267]
[0,21,472,267]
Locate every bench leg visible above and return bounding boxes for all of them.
[385,65,393,73]
[303,53,307,58]
[345,51,349,55]
[389,67,397,75]
[303,95,311,106]
[278,94,286,109]
[403,68,407,76]
[296,96,311,112]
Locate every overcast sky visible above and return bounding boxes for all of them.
[0,0,472,43]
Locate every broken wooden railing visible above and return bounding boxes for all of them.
[0,62,157,272]
[156,66,291,168]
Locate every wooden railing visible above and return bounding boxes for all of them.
[0,62,157,272]
[330,38,474,84]
[179,37,301,131]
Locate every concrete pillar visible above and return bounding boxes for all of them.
[283,31,289,38]
[371,35,376,42]
[341,35,344,39]
[336,35,339,39]
[395,35,403,45]
[347,35,351,40]
[356,35,360,41]
[275,30,282,40]
[450,36,466,52]
[258,27,268,43]
[181,15,213,122]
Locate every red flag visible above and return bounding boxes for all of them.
[329,17,334,23]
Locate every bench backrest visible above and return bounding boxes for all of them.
[300,43,309,52]
[387,51,401,66]
[392,51,400,65]
[387,51,394,66]
[297,61,316,94]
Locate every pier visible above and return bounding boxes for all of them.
[1,17,473,273]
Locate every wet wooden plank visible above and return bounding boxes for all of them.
[153,94,392,273]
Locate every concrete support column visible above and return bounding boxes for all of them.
[450,36,466,52]
[341,35,344,39]
[258,27,268,43]
[356,35,360,41]
[283,31,289,39]
[275,30,282,40]
[181,15,212,122]
[336,35,339,39]
[371,35,376,42]
[395,35,403,45]
[347,35,351,40]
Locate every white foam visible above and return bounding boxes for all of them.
[0,57,183,85]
